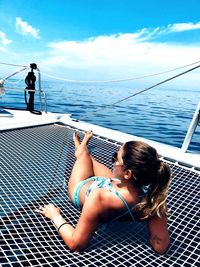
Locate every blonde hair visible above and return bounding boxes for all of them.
[122,141,172,220]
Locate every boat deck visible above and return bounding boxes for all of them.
[0,123,200,266]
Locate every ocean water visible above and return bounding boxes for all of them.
[1,79,200,153]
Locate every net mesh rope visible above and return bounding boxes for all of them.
[0,124,199,267]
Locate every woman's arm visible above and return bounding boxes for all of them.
[61,195,102,251]
[148,216,170,254]
[35,193,102,252]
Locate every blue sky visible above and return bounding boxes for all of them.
[0,0,200,84]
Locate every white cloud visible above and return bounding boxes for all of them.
[0,31,12,45]
[43,27,200,79]
[168,22,200,32]
[2,21,197,85]
[16,17,40,39]
[127,22,200,40]
[0,46,7,52]
[46,32,157,68]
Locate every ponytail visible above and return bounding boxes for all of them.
[135,161,172,219]
[122,141,172,220]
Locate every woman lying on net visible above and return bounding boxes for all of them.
[35,131,172,254]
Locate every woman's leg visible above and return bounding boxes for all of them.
[74,131,113,177]
[91,157,113,178]
[68,131,113,198]
[68,131,94,198]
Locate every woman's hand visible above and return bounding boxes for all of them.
[35,203,61,221]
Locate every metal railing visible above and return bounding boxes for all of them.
[181,100,200,152]
[0,86,47,113]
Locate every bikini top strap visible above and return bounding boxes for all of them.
[110,187,135,222]
[85,177,135,221]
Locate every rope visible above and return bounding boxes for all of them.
[0,62,28,68]
[1,67,28,82]
[3,71,27,85]
[1,60,200,84]
[2,87,39,92]
[79,64,200,121]
[40,60,200,83]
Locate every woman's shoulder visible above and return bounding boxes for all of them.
[84,185,123,212]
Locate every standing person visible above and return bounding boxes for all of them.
[36,131,171,254]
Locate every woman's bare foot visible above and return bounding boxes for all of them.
[82,130,93,146]
[73,131,81,149]
[73,131,93,158]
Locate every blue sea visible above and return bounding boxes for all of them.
[1,79,200,153]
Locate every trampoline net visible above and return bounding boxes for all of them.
[0,124,199,267]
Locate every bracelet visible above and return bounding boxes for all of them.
[57,222,69,232]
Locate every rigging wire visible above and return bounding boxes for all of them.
[2,87,38,91]
[0,67,28,83]
[1,60,200,84]
[40,60,200,83]
[3,70,28,85]
[78,64,200,121]
[0,62,28,68]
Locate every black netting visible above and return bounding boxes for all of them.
[0,124,199,266]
